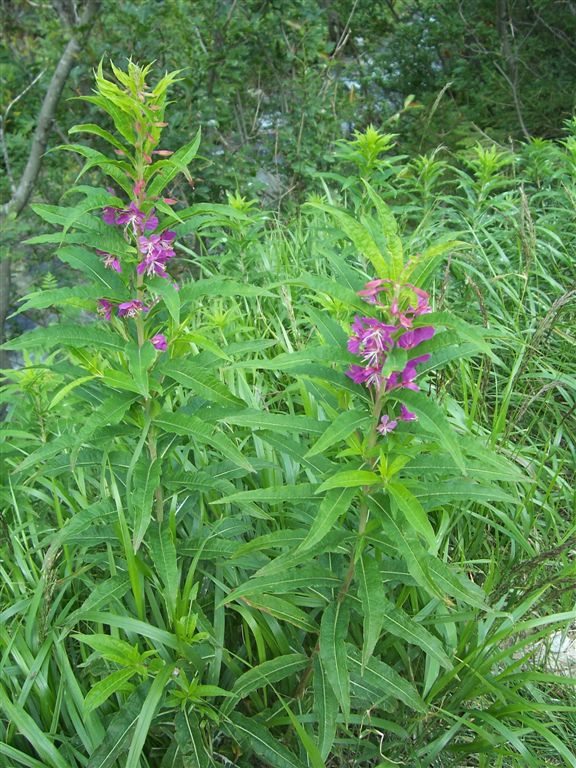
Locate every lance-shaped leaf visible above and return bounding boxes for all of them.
[174,710,214,768]
[319,600,350,717]
[159,358,245,406]
[347,645,426,713]
[363,181,404,279]
[305,409,369,458]
[316,469,379,494]
[313,654,338,760]
[221,566,340,605]
[389,388,465,473]
[148,525,179,620]
[226,713,306,768]
[155,410,253,471]
[131,456,161,552]
[224,654,308,713]
[2,324,126,353]
[297,487,357,553]
[126,341,156,398]
[305,201,390,278]
[387,480,436,550]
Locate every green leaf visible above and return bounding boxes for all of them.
[228,654,308,707]
[155,410,253,471]
[227,713,306,768]
[218,408,324,434]
[76,393,138,443]
[148,525,179,619]
[212,483,317,506]
[48,375,98,409]
[178,276,273,305]
[357,554,387,669]
[159,358,245,406]
[306,201,390,278]
[84,668,135,714]
[0,684,70,768]
[74,634,141,666]
[316,469,379,493]
[65,576,130,625]
[126,341,156,398]
[297,487,357,553]
[404,240,468,287]
[240,594,317,632]
[57,246,126,293]
[222,567,340,604]
[347,645,426,713]
[306,409,369,457]
[15,285,102,315]
[413,479,516,510]
[387,480,436,549]
[149,278,180,324]
[131,457,161,552]
[363,181,404,279]
[319,601,350,717]
[174,710,214,768]
[147,129,201,197]
[2,324,126,353]
[43,500,114,563]
[69,123,127,151]
[313,654,338,760]
[357,557,452,668]
[390,389,465,472]
[125,664,175,768]
[87,683,148,768]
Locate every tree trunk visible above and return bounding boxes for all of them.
[0,0,100,372]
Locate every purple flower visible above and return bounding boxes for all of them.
[116,202,158,233]
[357,278,392,304]
[102,206,118,225]
[399,404,417,422]
[150,333,167,351]
[96,249,122,273]
[346,364,371,385]
[377,415,398,435]
[347,316,396,367]
[397,326,435,350]
[118,300,148,317]
[97,299,114,320]
[137,230,176,278]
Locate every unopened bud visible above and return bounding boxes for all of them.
[154,149,173,156]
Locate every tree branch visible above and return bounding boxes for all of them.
[0,0,100,375]
[2,0,99,219]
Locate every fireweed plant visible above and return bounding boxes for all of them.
[2,64,575,768]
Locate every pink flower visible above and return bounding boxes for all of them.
[399,404,417,422]
[118,300,148,317]
[137,230,176,278]
[97,299,114,320]
[397,326,435,350]
[102,206,118,225]
[96,249,121,273]
[150,333,167,351]
[377,415,398,435]
[116,202,158,233]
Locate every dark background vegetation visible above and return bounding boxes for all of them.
[2,0,576,216]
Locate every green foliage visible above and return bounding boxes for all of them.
[1,61,576,768]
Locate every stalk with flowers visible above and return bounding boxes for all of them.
[1,63,534,768]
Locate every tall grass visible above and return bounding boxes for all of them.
[1,103,575,768]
